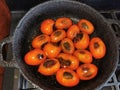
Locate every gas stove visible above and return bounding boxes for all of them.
[0,1,120,90]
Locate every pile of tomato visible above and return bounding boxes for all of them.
[24,17,106,87]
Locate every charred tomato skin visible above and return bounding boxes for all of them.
[24,49,46,65]
[89,37,106,59]
[56,68,80,87]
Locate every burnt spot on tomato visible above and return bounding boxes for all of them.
[43,59,56,68]
[73,33,83,43]
[94,42,100,49]
[39,35,45,40]
[63,42,70,51]
[54,31,62,36]
[37,54,44,60]
[58,57,71,67]
[63,72,73,79]
[81,22,89,30]
[82,66,92,77]
[79,51,85,54]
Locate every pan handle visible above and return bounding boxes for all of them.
[107,19,120,47]
[0,36,18,68]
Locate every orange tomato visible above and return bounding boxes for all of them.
[61,38,74,54]
[89,37,106,59]
[74,32,89,49]
[76,64,98,80]
[32,34,50,49]
[78,19,94,34]
[24,49,46,65]
[51,29,66,43]
[38,59,60,76]
[43,43,61,58]
[40,19,55,35]
[74,50,92,64]
[55,17,72,29]
[56,68,80,87]
[57,53,79,70]
[67,24,80,39]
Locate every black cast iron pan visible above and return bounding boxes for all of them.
[13,0,119,90]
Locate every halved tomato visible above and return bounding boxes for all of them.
[43,43,61,58]
[57,53,79,70]
[51,29,66,43]
[78,19,94,34]
[73,32,89,49]
[24,49,46,65]
[67,24,80,39]
[74,49,92,64]
[76,63,98,80]
[32,34,50,49]
[38,58,60,76]
[55,17,72,29]
[61,38,74,54]
[89,37,106,59]
[40,19,55,35]
[56,68,80,87]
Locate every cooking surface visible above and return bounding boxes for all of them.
[0,0,120,90]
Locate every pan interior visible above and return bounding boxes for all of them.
[13,1,118,90]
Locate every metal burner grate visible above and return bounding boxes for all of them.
[0,10,120,90]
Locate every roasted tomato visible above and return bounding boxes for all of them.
[38,59,60,76]
[89,37,106,59]
[61,38,74,54]
[56,68,79,87]
[76,64,98,80]
[57,53,79,70]
[78,19,94,34]
[51,29,66,43]
[43,43,61,58]
[74,32,89,49]
[24,49,46,65]
[74,50,92,64]
[32,34,50,49]
[67,24,80,39]
[40,19,55,35]
[55,17,72,29]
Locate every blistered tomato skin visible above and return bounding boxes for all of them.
[51,29,66,43]
[40,19,55,35]
[61,38,74,54]
[38,59,60,76]
[32,34,50,49]
[56,68,80,87]
[76,64,98,80]
[57,53,79,70]
[43,43,61,58]
[78,19,94,34]
[24,49,46,66]
[74,32,90,49]
[89,37,106,59]
[67,24,80,40]
[55,17,72,29]
[74,50,93,64]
